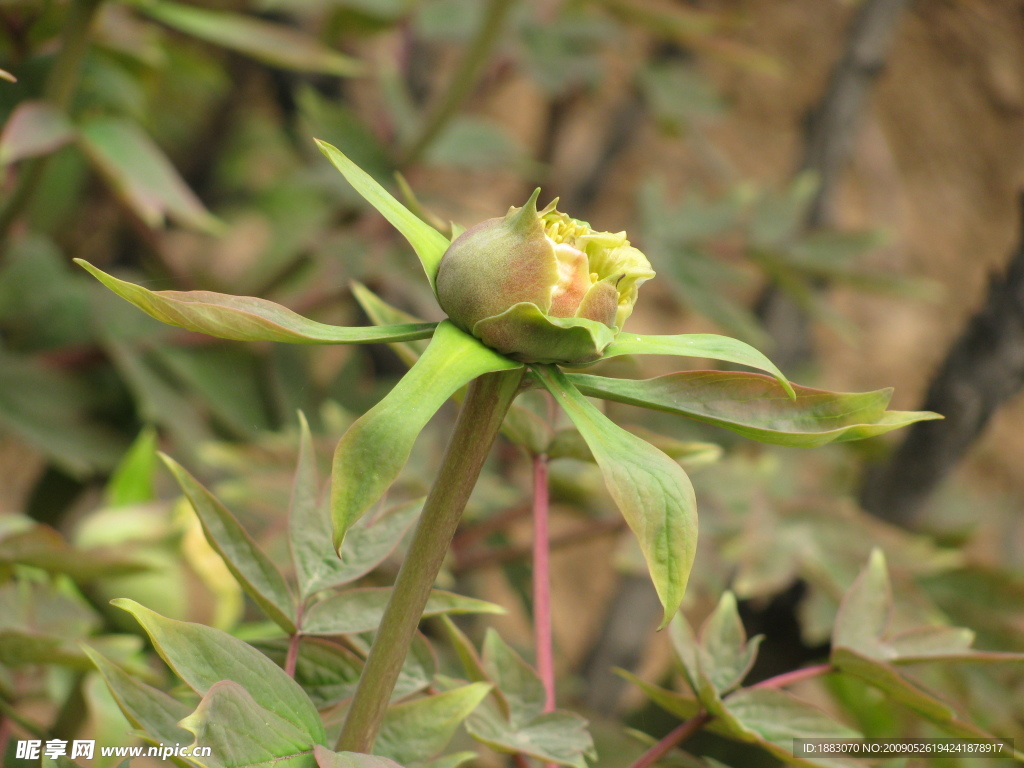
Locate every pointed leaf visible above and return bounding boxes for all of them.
[76,260,437,344]
[331,321,521,548]
[481,629,547,728]
[314,747,403,768]
[316,140,450,289]
[614,668,701,720]
[105,426,159,507]
[374,683,492,764]
[83,647,194,751]
[535,365,696,628]
[0,100,74,164]
[302,588,505,635]
[161,455,297,633]
[465,703,595,768]
[254,637,361,710]
[79,116,222,233]
[350,281,429,366]
[289,411,324,598]
[700,592,762,694]
[713,688,861,768]
[604,332,795,398]
[180,680,317,768]
[111,599,325,744]
[568,371,940,448]
[832,548,889,655]
[139,0,362,76]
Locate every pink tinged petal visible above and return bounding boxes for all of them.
[548,243,591,318]
[575,279,619,328]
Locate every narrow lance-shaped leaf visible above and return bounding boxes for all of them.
[534,365,696,629]
[568,371,941,448]
[79,116,222,234]
[111,599,325,744]
[161,454,297,632]
[179,681,317,768]
[301,588,505,635]
[604,332,795,399]
[331,321,522,549]
[288,411,326,598]
[76,260,437,345]
[0,101,75,164]
[138,0,363,77]
[316,140,451,290]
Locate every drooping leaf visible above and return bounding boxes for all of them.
[105,426,159,507]
[604,332,794,398]
[78,116,222,233]
[112,599,325,743]
[84,647,194,751]
[138,0,362,76]
[712,687,861,768]
[331,321,521,549]
[314,746,404,768]
[315,140,451,289]
[161,455,296,633]
[302,588,505,635]
[0,101,75,164]
[534,365,696,628]
[77,260,438,345]
[179,680,317,768]
[374,684,492,765]
[568,371,941,448]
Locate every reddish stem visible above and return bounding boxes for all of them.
[751,663,833,690]
[285,604,305,678]
[532,453,555,713]
[629,714,711,768]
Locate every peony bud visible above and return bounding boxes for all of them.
[435,190,655,365]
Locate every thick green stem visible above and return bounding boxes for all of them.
[337,367,525,751]
[397,0,515,167]
[0,0,103,242]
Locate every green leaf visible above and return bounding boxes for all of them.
[604,332,795,398]
[568,371,941,448]
[137,0,362,76]
[374,683,492,765]
[465,703,595,768]
[112,599,325,744]
[700,592,762,694]
[534,365,696,629]
[76,260,437,345]
[288,411,326,598]
[105,426,159,507]
[302,588,505,635]
[83,647,194,751]
[0,525,149,581]
[350,281,429,366]
[0,100,75,164]
[78,116,222,233]
[161,455,297,633]
[315,140,451,290]
[481,629,546,728]
[180,681,317,768]
[313,747,403,768]
[713,688,860,768]
[331,320,521,548]
[832,548,890,656]
[614,668,701,720]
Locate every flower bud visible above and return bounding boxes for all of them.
[436,191,655,365]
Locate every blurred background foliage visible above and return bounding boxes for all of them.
[2,0,1024,765]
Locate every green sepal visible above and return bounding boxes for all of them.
[567,371,941,448]
[76,260,437,344]
[473,302,616,365]
[533,365,696,629]
[331,321,522,550]
[604,332,795,398]
[315,140,450,290]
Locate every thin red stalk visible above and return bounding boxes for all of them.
[532,453,555,713]
[752,663,833,690]
[629,713,711,768]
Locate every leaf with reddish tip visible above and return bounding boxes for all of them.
[76,260,437,344]
[568,371,941,448]
[0,101,74,164]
